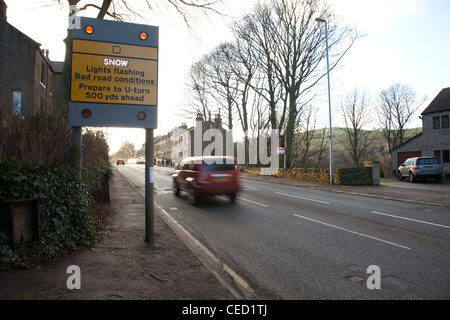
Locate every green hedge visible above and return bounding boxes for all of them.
[0,156,112,264]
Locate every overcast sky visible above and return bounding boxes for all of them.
[5,0,450,154]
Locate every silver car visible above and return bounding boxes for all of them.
[397,156,443,183]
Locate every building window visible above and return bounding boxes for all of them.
[433,116,440,130]
[433,114,449,130]
[444,150,450,163]
[434,149,450,164]
[442,115,449,129]
[12,91,22,117]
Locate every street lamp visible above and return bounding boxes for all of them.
[315,17,334,185]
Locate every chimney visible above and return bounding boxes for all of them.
[214,113,222,129]
[0,0,7,21]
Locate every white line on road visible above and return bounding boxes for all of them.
[242,186,260,191]
[293,213,411,250]
[371,211,450,229]
[275,192,331,204]
[237,197,268,207]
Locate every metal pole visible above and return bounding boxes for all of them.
[145,128,155,245]
[319,18,334,185]
[324,21,334,185]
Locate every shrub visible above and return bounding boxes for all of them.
[0,111,70,165]
[0,156,107,258]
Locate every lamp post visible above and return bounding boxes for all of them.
[315,17,334,185]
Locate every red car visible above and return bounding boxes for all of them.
[116,159,125,165]
[172,156,240,205]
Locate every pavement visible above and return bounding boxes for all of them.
[0,168,449,301]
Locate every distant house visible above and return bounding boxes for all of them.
[171,113,230,165]
[391,87,450,176]
[0,0,63,117]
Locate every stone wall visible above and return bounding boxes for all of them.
[239,163,381,186]
[335,167,373,186]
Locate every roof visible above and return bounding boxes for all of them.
[421,87,450,115]
[50,61,64,73]
[391,132,423,152]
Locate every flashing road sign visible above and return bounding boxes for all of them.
[69,17,158,128]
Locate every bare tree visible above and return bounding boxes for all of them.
[116,141,136,160]
[339,88,373,167]
[377,83,426,155]
[290,105,327,168]
[184,59,214,122]
[229,38,260,165]
[232,2,281,133]
[204,43,239,132]
[233,0,359,168]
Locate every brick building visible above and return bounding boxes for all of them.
[155,129,176,164]
[0,0,63,117]
[391,87,450,176]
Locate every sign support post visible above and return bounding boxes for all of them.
[145,128,154,246]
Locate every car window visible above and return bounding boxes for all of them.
[193,163,201,172]
[187,161,196,171]
[417,158,438,165]
[203,163,236,172]
[183,161,191,170]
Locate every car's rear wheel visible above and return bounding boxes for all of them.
[172,180,180,196]
[229,193,236,202]
[435,176,442,183]
[188,185,198,205]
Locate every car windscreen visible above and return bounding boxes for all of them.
[203,163,236,172]
[417,158,438,165]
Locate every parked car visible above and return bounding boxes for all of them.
[116,159,125,165]
[397,156,442,182]
[136,157,145,164]
[172,156,240,205]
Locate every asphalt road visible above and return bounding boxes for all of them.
[117,164,450,300]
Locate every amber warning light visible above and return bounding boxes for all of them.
[139,32,148,40]
[85,25,94,34]
[81,109,92,118]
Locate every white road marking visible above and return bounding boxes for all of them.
[371,211,450,229]
[237,197,268,207]
[242,186,260,191]
[293,213,411,250]
[275,192,331,204]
